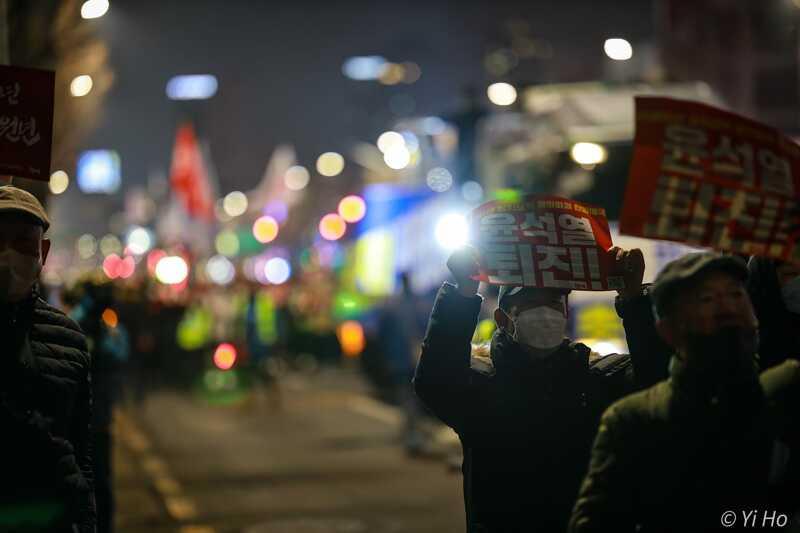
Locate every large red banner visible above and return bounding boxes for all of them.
[0,65,54,181]
[470,195,621,290]
[621,97,800,262]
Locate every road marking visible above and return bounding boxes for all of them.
[347,396,403,425]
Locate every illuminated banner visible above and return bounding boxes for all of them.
[0,65,54,181]
[471,195,620,290]
[621,97,800,262]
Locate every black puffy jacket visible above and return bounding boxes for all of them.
[0,292,95,532]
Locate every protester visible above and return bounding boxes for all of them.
[0,185,95,532]
[569,252,800,533]
[747,256,800,369]
[413,244,671,532]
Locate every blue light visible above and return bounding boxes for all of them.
[77,150,121,194]
[342,56,387,81]
[166,75,218,100]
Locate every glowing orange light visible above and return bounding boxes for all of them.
[101,308,118,328]
[319,213,347,241]
[337,320,365,358]
[213,343,237,370]
[252,215,279,244]
[337,195,366,223]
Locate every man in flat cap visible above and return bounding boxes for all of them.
[0,185,95,532]
[569,252,800,533]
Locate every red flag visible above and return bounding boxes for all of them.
[169,123,215,221]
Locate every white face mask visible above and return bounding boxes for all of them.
[782,276,800,314]
[0,248,42,302]
[511,306,567,351]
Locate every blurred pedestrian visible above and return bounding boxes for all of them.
[0,185,95,532]
[569,252,800,532]
[747,256,800,369]
[64,277,129,533]
[413,245,670,532]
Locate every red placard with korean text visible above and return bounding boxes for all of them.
[0,65,54,181]
[621,97,800,263]
[470,195,621,290]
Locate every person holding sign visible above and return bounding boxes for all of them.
[0,186,95,532]
[413,239,670,533]
[569,252,800,533]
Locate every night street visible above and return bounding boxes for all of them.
[113,370,464,533]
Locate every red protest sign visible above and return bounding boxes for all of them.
[621,97,800,262]
[470,195,621,290]
[0,66,55,181]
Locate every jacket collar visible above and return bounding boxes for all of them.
[490,330,586,377]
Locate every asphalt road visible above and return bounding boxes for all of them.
[113,367,465,533]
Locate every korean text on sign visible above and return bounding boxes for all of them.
[471,195,621,291]
[621,97,800,263]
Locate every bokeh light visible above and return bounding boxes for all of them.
[338,195,366,223]
[401,62,422,84]
[252,216,279,244]
[264,200,289,224]
[70,75,93,97]
[223,191,248,217]
[81,0,109,19]
[462,180,485,203]
[101,308,118,329]
[383,145,411,170]
[206,255,235,285]
[77,234,97,259]
[426,167,453,192]
[342,56,387,81]
[99,234,122,257]
[155,256,189,285]
[570,142,608,166]
[213,343,237,371]
[487,82,517,106]
[284,165,310,191]
[337,321,365,358]
[378,63,405,85]
[126,227,153,255]
[146,249,167,275]
[49,171,69,195]
[264,257,291,284]
[604,38,633,60]
[319,213,347,241]
[316,152,345,177]
[435,213,469,250]
[215,230,240,257]
[102,254,136,280]
[377,131,405,154]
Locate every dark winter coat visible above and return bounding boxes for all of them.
[0,292,95,532]
[413,282,670,533]
[569,357,800,533]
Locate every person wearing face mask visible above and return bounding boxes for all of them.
[0,185,95,532]
[413,245,671,533]
[569,252,800,533]
[747,256,800,369]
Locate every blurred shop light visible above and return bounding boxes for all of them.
[284,165,310,190]
[155,256,189,285]
[264,200,288,224]
[213,343,237,370]
[102,254,135,280]
[422,116,447,136]
[252,215,279,244]
[461,180,484,203]
[223,191,248,217]
[316,152,345,177]
[337,321,365,358]
[206,255,235,285]
[77,150,121,194]
[215,230,240,257]
[377,131,405,154]
[338,195,367,223]
[146,249,166,275]
[487,82,517,106]
[49,171,69,195]
[126,226,153,255]
[319,213,347,241]
[383,145,410,170]
[342,56,387,81]
[101,308,118,329]
[604,38,633,61]
[70,75,93,97]
[77,234,97,259]
[426,167,453,193]
[99,234,122,256]
[378,63,405,85]
[166,74,218,100]
[494,188,522,202]
[80,0,109,19]
[401,62,421,84]
[264,257,291,284]
[570,142,608,166]
[435,213,469,250]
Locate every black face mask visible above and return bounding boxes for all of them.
[683,325,758,383]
